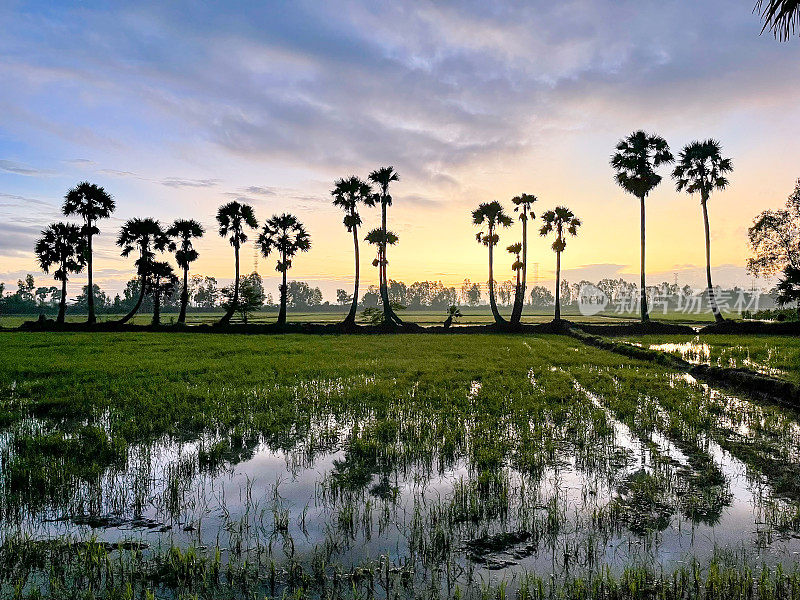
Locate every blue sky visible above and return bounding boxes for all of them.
[1,1,799,300]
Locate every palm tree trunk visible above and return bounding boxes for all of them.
[488,236,506,326]
[87,225,96,324]
[702,197,724,323]
[178,266,189,324]
[511,217,527,326]
[380,201,402,326]
[57,278,67,324]
[278,254,288,326]
[118,274,146,324]
[220,245,239,325]
[640,195,649,322]
[152,286,161,326]
[555,250,561,322]
[344,225,359,326]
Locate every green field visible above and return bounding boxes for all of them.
[2,332,800,598]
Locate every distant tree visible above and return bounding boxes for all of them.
[529,285,555,308]
[34,223,86,323]
[336,288,352,306]
[497,280,514,306]
[116,218,169,324]
[473,201,513,325]
[672,140,733,323]
[62,181,115,324]
[461,279,481,306]
[145,261,178,326]
[539,207,581,322]
[221,273,265,324]
[776,264,800,318]
[332,176,374,327]
[75,284,109,312]
[747,178,800,278]
[388,280,408,305]
[286,281,323,309]
[443,305,462,329]
[361,285,380,307]
[509,194,537,325]
[167,219,204,324]
[368,166,403,326]
[611,131,673,322]
[193,275,219,308]
[257,213,311,326]
[216,201,258,325]
[755,0,800,40]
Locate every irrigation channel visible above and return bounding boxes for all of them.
[2,332,800,597]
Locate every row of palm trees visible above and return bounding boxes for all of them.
[35,134,733,329]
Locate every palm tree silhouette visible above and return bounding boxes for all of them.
[146,261,178,326]
[34,223,86,324]
[116,218,169,324]
[755,0,800,40]
[216,201,258,325]
[539,207,581,322]
[509,194,537,326]
[507,242,523,322]
[62,182,115,324]
[611,131,673,323]
[368,166,403,326]
[256,213,311,326]
[472,201,513,326]
[166,219,205,325]
[332,176,375,327]
[672,140,732,324]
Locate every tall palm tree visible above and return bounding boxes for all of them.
[610,131,673,323]
[509,193,537,326]
[146,261,179,326]
[116,218,169,324]
[166,219,204,324]
[672,140,733,324]
[216,201,258,325]
[62,181,115,324]
[472,201,513,326]
[34,223,87,324]
[756,0,800,40]
[332,176,375,327]
[539,207,581,322]
[368,166,403,326]
[507,242,523,320]
[256,213,311,326]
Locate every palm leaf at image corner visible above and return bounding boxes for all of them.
[756,0,800,40]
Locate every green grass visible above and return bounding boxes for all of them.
[2,332,800,598]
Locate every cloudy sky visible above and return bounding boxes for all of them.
[1,0,799,301]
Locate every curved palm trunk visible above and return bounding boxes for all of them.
[152,287,161,326]
[344,225,360,326]
[702,198,724,323]
[511,217,527,326]
[640,195,649,322]
[380,202,403,327]
[278,252,288,326]
[118,274,146,324]
[57,278,67,324]
[178,266,189,324]
[488,237,506,326]
[219,245,239,325]
[554,250,562,322]
[86,224,96,325]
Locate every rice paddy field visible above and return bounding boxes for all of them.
[2,331,800,599]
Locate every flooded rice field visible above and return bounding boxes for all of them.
[2,332,800,598]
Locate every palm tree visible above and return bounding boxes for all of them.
[672,140,733,324]
[472,201,513,326]
[368,166,403,326]
[507,242,523,322]
[256,213,311,326]
[509,194,537,326]
[332,176,375,327]
[34,223,87,324]
[166,219,204,324]
[116,218,169,324]
[216,201,258,325]
[62,181,115,324]
[610,131,673,323]
[146,261,179,326]
[755,0,800,40]
[539,207,581,322]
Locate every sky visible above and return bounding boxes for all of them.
[1,0,799,302]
